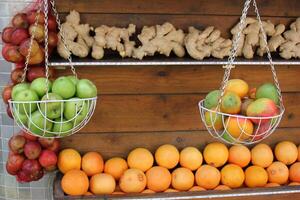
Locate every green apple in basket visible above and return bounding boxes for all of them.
[40,93,64,119]
[27,111,53,136]
[64,98,89,126]
[13,109,28,126]
[13,89,39,114]
[11,83,30,100]
[52,77,76,99]
[76,79,97,98]
[30,77,52,98]
[52,118,74,137]
[67,75,79,85]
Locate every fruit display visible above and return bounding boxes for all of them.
[57,141,300,196]
[8,75,97,137]
[6,130,60,183]
[201,79,283,144]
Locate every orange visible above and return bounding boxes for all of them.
[61,169,89,196]
[289,162,300,182]
[195,165,221,189]
[251,143,273,168]
[214,185,231,190]
[266,161,289,184]
[225,117,254,140]
[204,109,224,131]
[82,152,104,176]
[146,166,171,192]
[275,141,298,165]
[220,92,241,114]
[265,183,280,187]
[84,191,93,196]
[127,148,154,172]
[204,142,228,167]
[164,188,179,193]
[225,79,249,98]
[180,147,203,171]
[58,149,81,174]
[89,173,116,195]
[221,164,245,188]
[119,168,147,193]
[289,182,300,186]
[228,145,251,168]
[189,186,206,191]
[245,166,268,188]
[155,144,179,169]
[298,145,300,162]
[104,157,128,180]
[171,167,194,191]
[142,189,155,194]
[112,191,125,195]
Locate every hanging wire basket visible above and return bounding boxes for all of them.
[8,0,97,138]
[198,0,285,145]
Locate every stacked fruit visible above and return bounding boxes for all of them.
[6,131,60,182]
[7,76,97,137]
[203,79,280,142]
[58,141,300,196]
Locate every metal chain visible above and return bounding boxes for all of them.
[43,0,50,97]
[21,1,43,82]
[49,0,77,77]
[252,0,284,107]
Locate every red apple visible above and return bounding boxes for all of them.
[2,84,13,104]
[6,153,25,175]
[24,141,42,159]
[28,48,44,65]
[38,150,57,171]
[48,15,57,31]
[27,66,55,82]
[16,170,31,182]
[11,28,29,45]
[29,24,44,43]
[2,45,24,63]
[47,139,60,153]
[12,13,28,29]
[11,68,24,84]
[2,27,15,43]
[9,135,26,154]
[15,63,25,69]
[48,32,58,47]
[27,11,45,25]
[21,130,37,141]
[38,138,54,148]
[19,39,40,57]
[6,106,13,119]
[21,159,44,181]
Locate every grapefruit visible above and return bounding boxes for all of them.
[225,79,249,98]
[171,167,194,191]
[104,157,128,180]
[119,168,147,193]
[251,143,273,168]
[204,142,228,167]
[58,149,81,174]
[256,83,279,105]
[266,161,289,184]
[245,166,268,188]
[195,165,221,189]
[155,144,179,169]
[221,164,245,188]
[228,145,251,168]
[127,148,154,172]
[89,173,116,195]
[61,169,89,195]
[146,166,171,192]
[221,92,241,114]
[82,152,104,176]
[275,141,298,165]
[179,147,203,171]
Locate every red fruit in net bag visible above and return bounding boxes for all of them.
[2,27,15,43]
[11,68,24,84]
[21,159,44,181]
[24,141,42,159]
[39,150,57,171]
[9,135,26,154]
[6,153,25,175]
[21,130,37,141]
[17,170,32,183]
[11,28,29,45]
[2,84,13,104]
[47,139,60,153]
[38,137,54,148]
[12,13,29,29]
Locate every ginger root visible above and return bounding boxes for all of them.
[57,10,94,59]
[279,18,300,59]
[185,26,232,60]
[133,22,185,60]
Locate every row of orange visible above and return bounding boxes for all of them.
[58,141,300,196]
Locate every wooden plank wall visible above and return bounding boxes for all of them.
[55,0,300,159]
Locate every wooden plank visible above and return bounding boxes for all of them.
[57,65,300,94]
[78,93,299,133]
[56,0,300,17]
[60,128,300,159]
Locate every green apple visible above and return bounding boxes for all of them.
[52,118,73,136]
[12,83,30,100]
[30,77,52,97]
[64,98,89,125]
[52,77,76,99]
[76,79,97,98]
[40,93,64,119]
[13,109,28,125]
[28,111,53,136]
[67,76,79,85]
[14,89,39,114]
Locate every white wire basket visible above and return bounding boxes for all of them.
[7,0,97,138]
[198,0,285,145]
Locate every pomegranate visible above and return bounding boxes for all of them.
[9,135,26,154]
[24,141,42,159]
[17,170,31,183]
[21,159,44,181]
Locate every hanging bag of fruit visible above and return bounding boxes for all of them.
[7,0,98,138]
[198,0,285,144]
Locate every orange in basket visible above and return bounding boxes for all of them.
[61,169,89,196]
[82,152,104,176]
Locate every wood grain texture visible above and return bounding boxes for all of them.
[56,0,300,17]
[57,65,300,94]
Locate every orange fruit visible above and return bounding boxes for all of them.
[289,182,300,186]
[275,141,298,165]
[225,79,249,98]
[195,165,221,189]
[189,186,206,191]
[245,166,268,188]
[82,152,104,176]
[298,145,300,162]
[228,145,251,168]
[180,147,203,171]
[265,183,280,187]
[127,148,154,172]
[155,144,179,169]
[61,169,89,195]
[220,92,241,114]
[164,188,179,193]
[214,185,231,190]
[225,117,254,140]
[84,191,93,196]
[204,142,228,167]
[251,143,273,168]
[171,167,194,191]
[58,149,81,174]
[89,173,116,195]
[119,168,147,193]
[146,166,171,192]
[204,109,224,131]
[142,189,155,194]
[266,161,289,184]
[112,191,125,195]
[104,157,128,180]
[221,164,245,188]
[289,162,300,182]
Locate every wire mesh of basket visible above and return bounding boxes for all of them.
[198,0,285,145]
[8,0,97,138]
